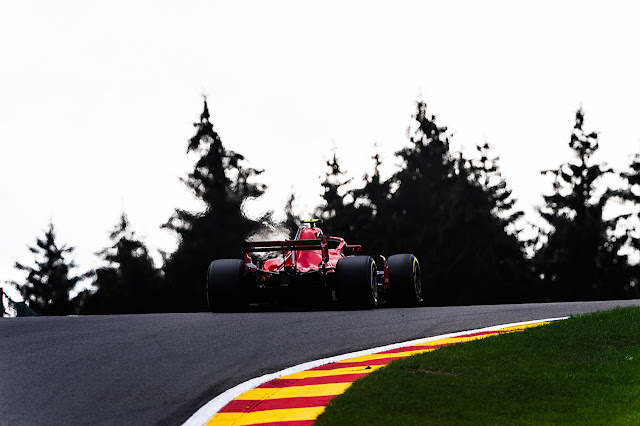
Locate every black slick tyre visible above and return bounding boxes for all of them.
[207,259,248,312]
[336,256,378,310]
[388,254,422,307]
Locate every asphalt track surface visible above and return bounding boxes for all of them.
[2,300,640,425]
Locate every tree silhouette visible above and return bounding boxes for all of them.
[383,100,529,305]
[349,151,392,254]
[621,154,640,205]
[311,148,395,256]
[454,144,529,304]
[534,108,631,301]
[385,101,457,304]
[163,98,268,311]
[467,142,524,230]
[358,152,389,219]
[284,193,300,237]
[315,151,354,237]
[610,153,640,297]
[9,222,85,315]
[80,213,160,314]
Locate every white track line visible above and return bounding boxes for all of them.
[183,316,568,426]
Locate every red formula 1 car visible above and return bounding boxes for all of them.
[206,220,422,311]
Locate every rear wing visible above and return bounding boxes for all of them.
[244,239,327,253]
[243,238,362,265]
[244,237,330,265]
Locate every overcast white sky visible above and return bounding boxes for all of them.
[2,1,640,301]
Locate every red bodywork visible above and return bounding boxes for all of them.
[262,227,344,272]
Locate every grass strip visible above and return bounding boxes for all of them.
[315,307,640,425]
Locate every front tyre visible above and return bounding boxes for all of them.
[207,259,249,312]
[337,256,378,310]
[388,254,422,307]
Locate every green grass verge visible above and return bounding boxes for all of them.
[315,307,640,425]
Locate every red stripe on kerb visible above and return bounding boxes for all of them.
[257,373,369,388]
[219,396,335,413]
[311,356,404,370]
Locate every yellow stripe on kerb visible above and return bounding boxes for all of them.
[208,406,325,426]
[237,382,352,400]
[283,365,384,379]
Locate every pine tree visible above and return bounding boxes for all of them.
[10,223,84,315]
[534,108,631,301]
[621,154,640,204]
[314,151,354,237]
[163,98,268,311]
[386,100,528,305]
[468,142,524,230]
[385,101,457,304]
[458,143,529,303]
[348,151,391,254]
[610,154,640,297]
[81,213,160,314]
[358,152,389,219]
[284,193,300,238]
[312,148,394,254]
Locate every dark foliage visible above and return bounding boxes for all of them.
[347,151,392,255]
[313,149,393,259]
[603,153,640,297]
[9,222,85,315]
[385,100,457,267]
[383,101,528,306]
[162,99,268,311]
[315,152,355,237]
[620,154,640,204]
[80,213,161,314]
[533,108,632,301]
[462,143,531,302]
[284,193,301,238]
[620,155,640,256]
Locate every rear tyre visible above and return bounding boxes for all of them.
[337,256,378,310]
[388,254,422,307]
[207,259,249,312]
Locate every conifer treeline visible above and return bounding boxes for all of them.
[9,99,640,314]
